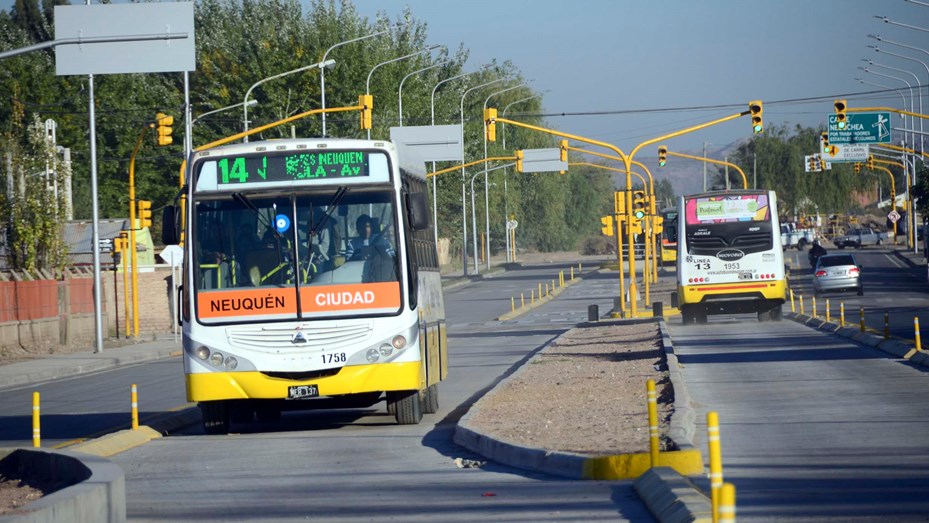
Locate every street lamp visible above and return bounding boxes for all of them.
[868,45,928,143]
[501,92,545,149]
[428,64,492,247]
[479,82,530,272]
[194,99,257,128]
[320,29,392,137]
[398,58,449,126]
[365,44,442,139]
[874,15,929,33]
[862,59,923,125]
[243,59,335,142]
[459,76,511,275]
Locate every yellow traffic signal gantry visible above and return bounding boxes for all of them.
[359,94,373,130]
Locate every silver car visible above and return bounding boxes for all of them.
[813,253,863,295]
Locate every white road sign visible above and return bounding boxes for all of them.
[821,143,869,163]
[887,210,901,224]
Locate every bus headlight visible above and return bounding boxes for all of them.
[366,349,380,363]
[224,356,238,370]
[196,346,210,360]
[379,343,393,357]
[210,352,224,366]
[392,335,407,350]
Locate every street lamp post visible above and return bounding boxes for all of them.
[868,45,928,142]
[243,59,335,142]
[320,29,391,137]
[875,15,929,33]
[365,45,442,139]
[429,65,492,246]
[195,99,257,128]
[481,83,529,272]
[398,59,449,126]
[501,93,543,149]
[500,92,544,261]
[459,76,510,275]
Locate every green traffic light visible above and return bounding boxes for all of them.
[634,210,645,219]
[753,124,762,133]
[658,160,666,167]
[837,121,846,130]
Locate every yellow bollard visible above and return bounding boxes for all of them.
[545,283,549,297]
[825,299,831,323]
[511,297,515,312]
[707,411,723,523]
[538,282,542,299]
[571,266,575,281]
[860,306,866,333]
[884,311,890,340]
[812,297,817,319]
[551,279,555,294]
[131,383,139,430]
[789,288,795,313]
[531,290,535,304]
[579,262,583,272]
[718,482,736,523]
[32,391,40,448]
[800,295,805,316]
[647,380,659,467]
[520,293,525,308]
[916,317,922,351]
[840,302,845,327]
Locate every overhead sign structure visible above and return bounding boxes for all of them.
[519,148,569,173]
[827,112,892,145]
[389,125,463,162]
[55,3,195,75]
[821,142,869,163]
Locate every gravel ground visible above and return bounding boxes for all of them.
[465,320,673,456]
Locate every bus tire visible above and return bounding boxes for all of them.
[255,404,281,422]
[681,308,694,325]
[769,305,782,321]
[390,391,423,425]
[421,384,439,414]
[200,401,230,435]
[695,310,708,324]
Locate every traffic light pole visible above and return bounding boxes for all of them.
[127,126,150,337]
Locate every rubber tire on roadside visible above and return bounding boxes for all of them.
[421,383,439,414]
[390,391,423,425]
[201,401,230,435]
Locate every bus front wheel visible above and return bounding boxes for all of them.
[421,383,439,414]
[388,391,423,425]
[200,401,230,435]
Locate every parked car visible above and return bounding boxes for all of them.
[813,253,863,295]
[833,227,886,249]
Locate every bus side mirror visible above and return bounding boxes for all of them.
[407,192,430,231]
[162,205,179,245]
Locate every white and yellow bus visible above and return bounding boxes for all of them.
[163,139,446,434]
[672,190,786,324]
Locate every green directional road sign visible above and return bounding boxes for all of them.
[827,112,891,144]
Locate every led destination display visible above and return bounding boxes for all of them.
[216,151,370,185]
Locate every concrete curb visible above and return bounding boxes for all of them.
[785,311,929,368]
[633,467,712,523]
[0,447,125,523]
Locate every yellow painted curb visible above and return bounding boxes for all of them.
[582,448,703,480]
[67,426,162,457]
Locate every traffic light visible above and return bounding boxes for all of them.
[866,155,874,170]
[632,190,647,221]
[484,108,497,142]
[806,156,818,172]
[560,140,568,162]
[600,215,614,236]
[653,215,664,235]
[137,200,153,228]
[515,149,524,172]
[613,191,626,214]
[854,162,861,174]
[658,145,668,167]
[155,113,173,146]
[359,94,373,130]
[749,100,763,134]
[834,99,847,130]
[113,236,123,254]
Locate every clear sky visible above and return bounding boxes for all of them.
[352,0,929,154]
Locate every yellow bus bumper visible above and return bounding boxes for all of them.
[680,279,786,305]
[187,361,423,402]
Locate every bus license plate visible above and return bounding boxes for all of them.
[287,385,319,400]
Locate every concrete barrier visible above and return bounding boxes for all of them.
[0,448,125,523]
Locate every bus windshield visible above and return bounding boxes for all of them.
[193,188,401,323]
[683,194,773,255]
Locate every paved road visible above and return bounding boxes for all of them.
[669,306,929,521]
[105,261,658,522]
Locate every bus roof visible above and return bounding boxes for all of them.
[191,137,400,162]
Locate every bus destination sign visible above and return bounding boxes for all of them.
[217,151,369,185]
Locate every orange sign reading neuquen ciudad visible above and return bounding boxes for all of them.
[198,282,401,319]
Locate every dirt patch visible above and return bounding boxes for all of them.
[465,320,673,456]
[0,474,52,516]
